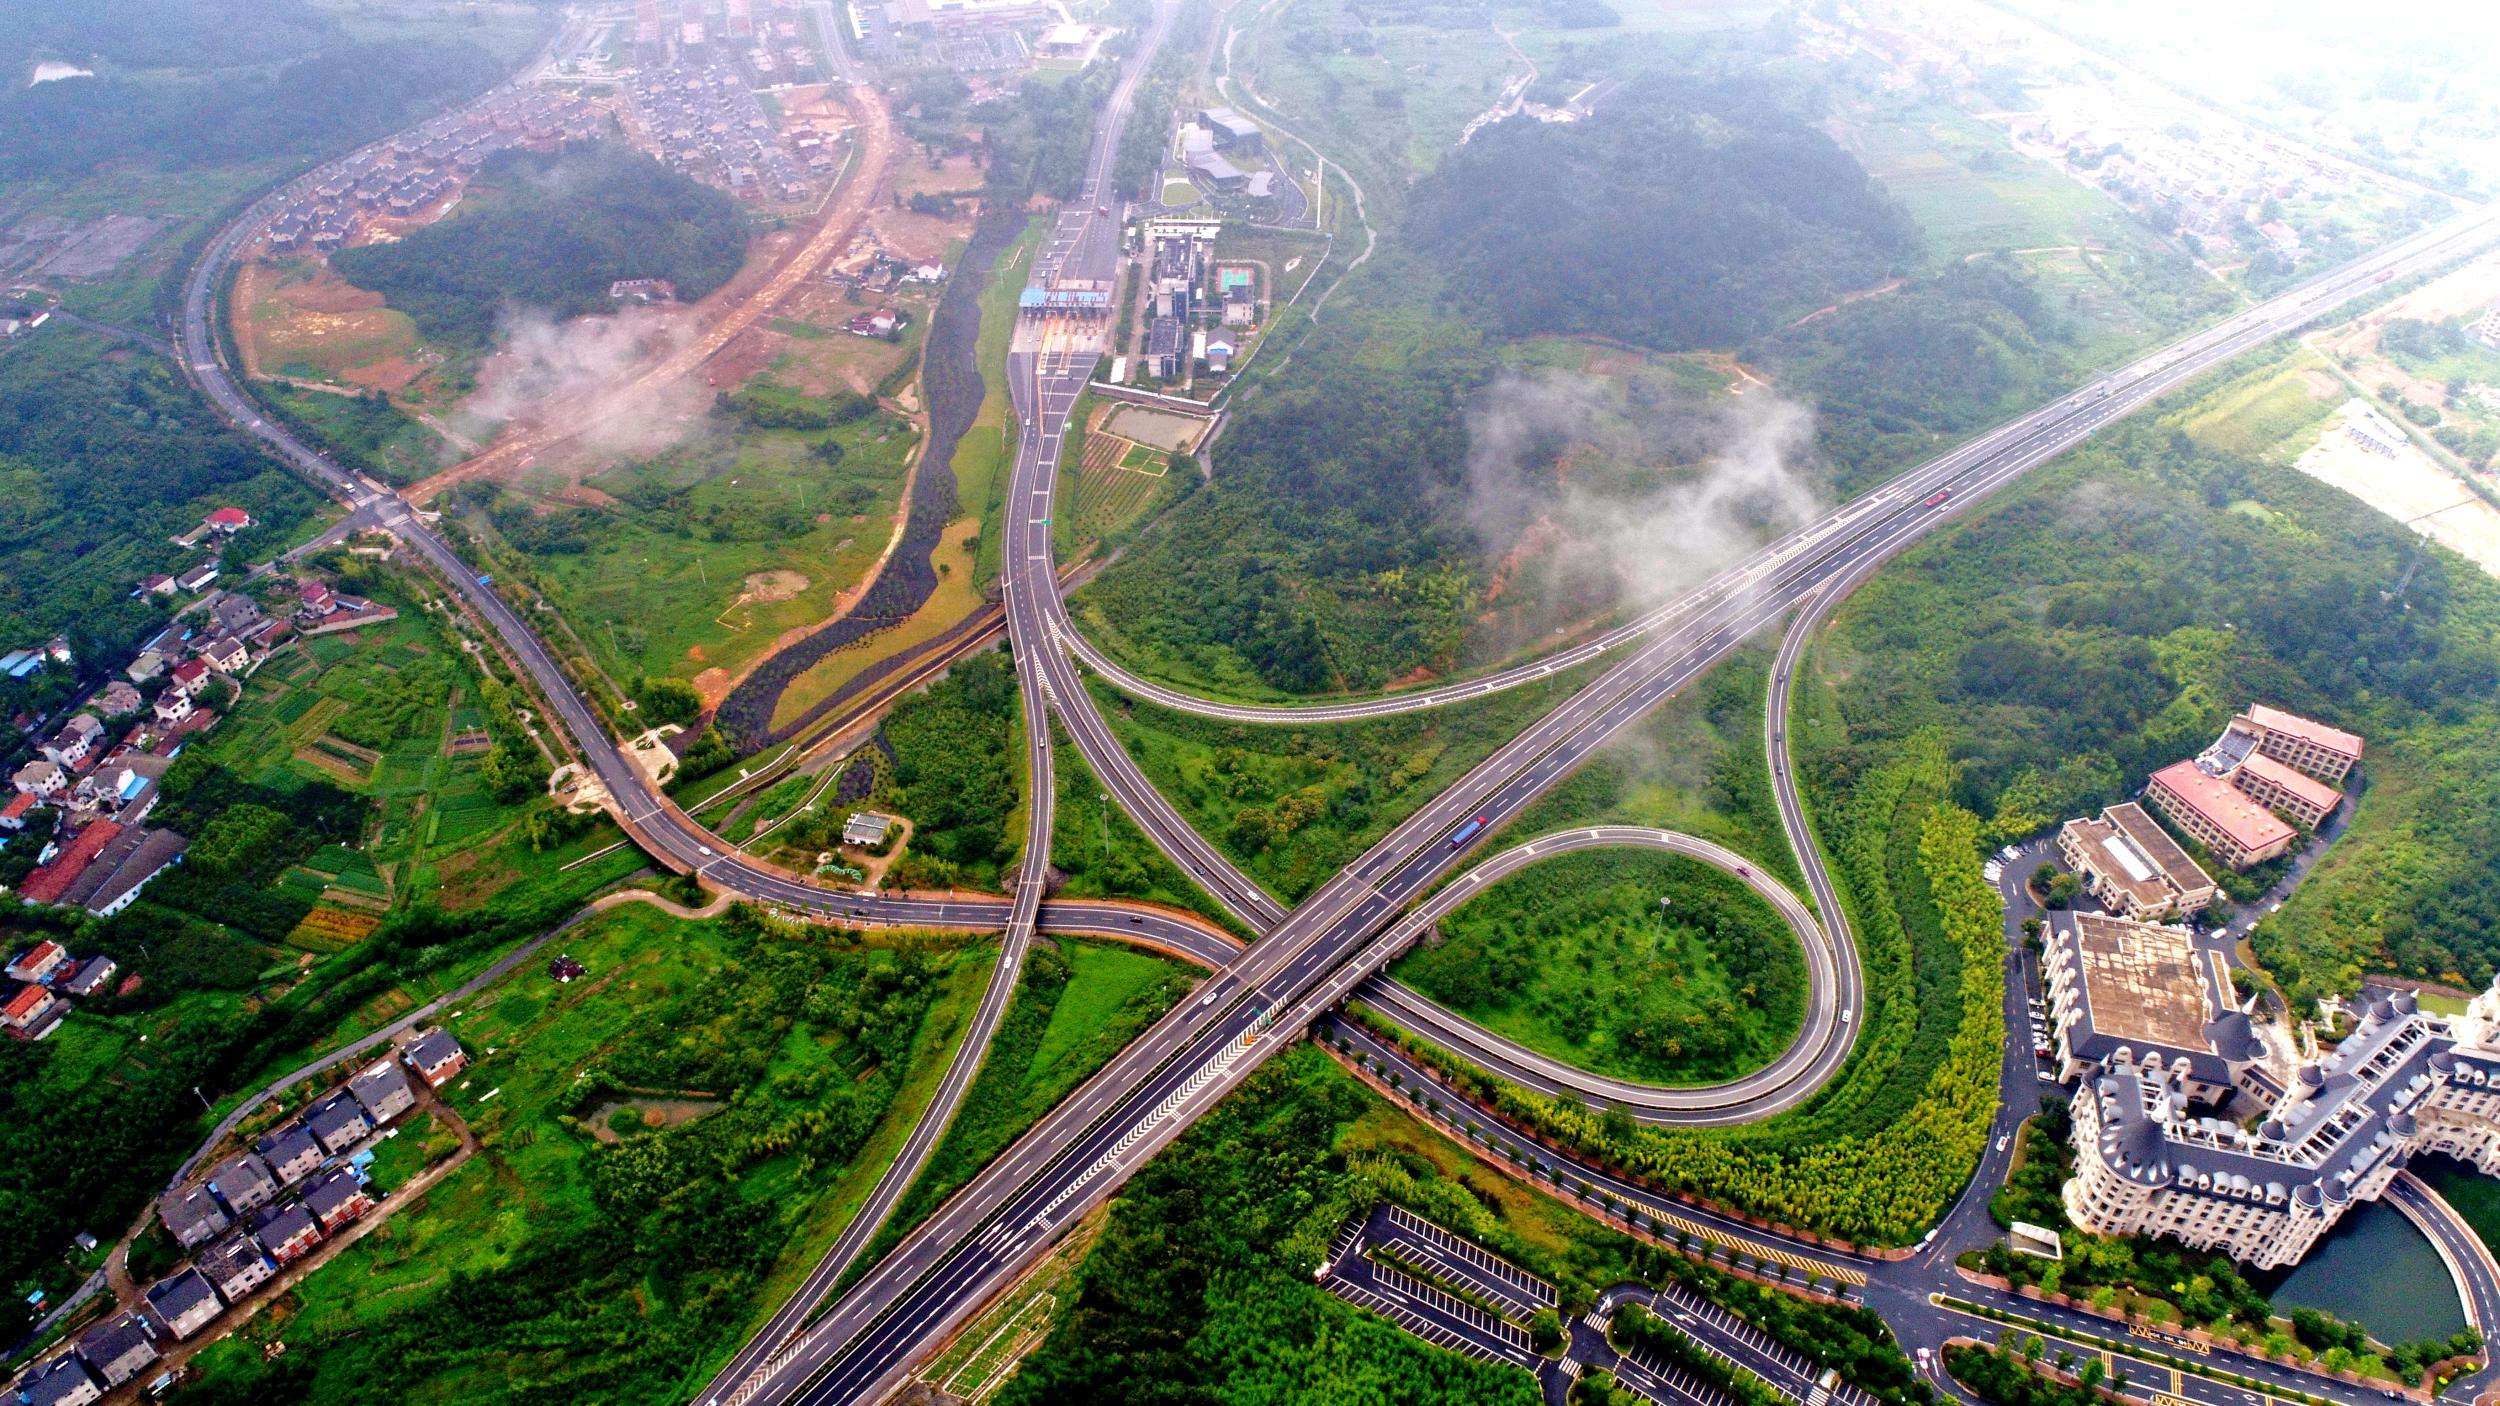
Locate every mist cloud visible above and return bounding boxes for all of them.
[462,302,713,460]
[1462,368,1825,618]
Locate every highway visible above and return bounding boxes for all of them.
[751,197,2500,1402]
[160,20,2500,1405]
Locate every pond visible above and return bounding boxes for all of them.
[2254,1195,2466,1346]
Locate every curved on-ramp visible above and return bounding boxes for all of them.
[1356,826,1852,1124]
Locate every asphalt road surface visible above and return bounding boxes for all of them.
[164,24,2500,1406]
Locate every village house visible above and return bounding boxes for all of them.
[157,1184,231,1251]
[301,1166,376,1233]
[72,827,185,918]
[0,791,36,830]
[2,983,67,1041]
[73,1310,160,1388]
[248,1200,322,1266]
[304,1088,374,1155]
[6,939,69,984]
[15,1353,102,1406]
[196,636,249,674]
[59,954,118,998]
[92,681,142,718]
[39,715,103,767]
[152,690,194,727]
[124,649,167,685]
[254,1121,325,1187]
[167,658,211,698]
[203,507,253,535]
[208,593,264,637]
[197,1232,275,1303]
[137,573,177,598]
[143,1267,222,1340]
[12,758,66,798]
[19,820,124,908]
[350,1056,417,1124]
[401,1027,468,1087]
[174,563,220,594]
[205,1151,282,1217]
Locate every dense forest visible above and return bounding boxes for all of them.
[1408,74,1914,351]
[1076,350,1481,694]
[1802,407,2500,1002]
[1393,850,1807,1085]
[334,141,747,350]
[1074,59,2139,695]
[0,330,320,650]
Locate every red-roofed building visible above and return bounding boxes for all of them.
[168,659,211,696]
[2230,752,2341,829]
[2146,762,2295,870]
[0,791,36,829]
[3,983,64,1039]
[19,820,124,906]
[7,940,69,983]
[2240,704,2363,784]
[205,507,254,533]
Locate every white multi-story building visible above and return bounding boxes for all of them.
[2067,981,2500,1269]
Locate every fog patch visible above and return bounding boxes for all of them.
[1462,368,1825,620]
[461,302,713,461]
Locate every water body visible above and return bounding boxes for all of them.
[713,205,1027,749]
[29,61,93,86]
[2255,1197,2466,1345]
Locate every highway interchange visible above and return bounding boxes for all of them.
[162,12,2500,1406]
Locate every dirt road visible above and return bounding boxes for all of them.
[403,80,899,505]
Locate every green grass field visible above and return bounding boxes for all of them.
[2172,352,2341,461]
[859,939,1192,1266]
[1094,664,1592,902]
[1046,722,1250,937]
[511,407,923,689]
[1388,848,1807,1085]
[186,905,993,1404]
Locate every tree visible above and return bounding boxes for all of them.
[1530,1307,1563,1354]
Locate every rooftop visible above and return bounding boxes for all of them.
[2106,801,2214,893]
[2237,750,2342,812]
[2069,913,2220,1054]
[2150,760,2295,854]
[2246,703,2363,760]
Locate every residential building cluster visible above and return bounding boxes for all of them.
[6,1031,467,1404]
[1,940,120,1043]
[2136,704,2361,870]
[2008,98,2353,264]
[5,576,394,981]
[266,90,603,255]
[2063,975,2500,1271]
[624,61,820,205]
